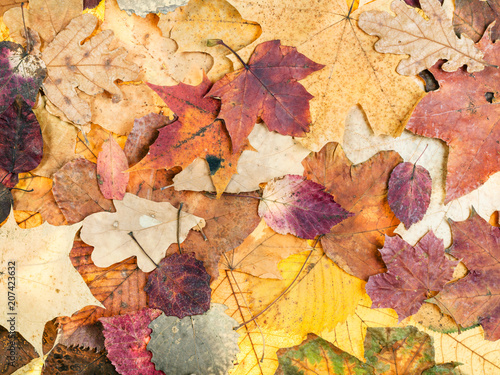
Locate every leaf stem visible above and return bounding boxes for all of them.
[177,202,183,255]
[209,39,249,70]
[128,231,159,268]
[20,3,32,54]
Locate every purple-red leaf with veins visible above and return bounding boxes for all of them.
[0,97,43,187]
[388,162,432,229]
[258,174,353,239]
[0,41,47,113]
[100,308,163,375]
[366,232,457,322]
[145,253,211,319]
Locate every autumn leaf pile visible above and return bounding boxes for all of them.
[1,0,500,373]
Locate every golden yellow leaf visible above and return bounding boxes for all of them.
[0,16,10,41]
[227,0,424,151]
[13,211,43,229]
[75,123,127,163]
[11,355,47,375]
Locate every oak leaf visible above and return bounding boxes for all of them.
[80,193,204,272]
[258,174,352,239]
[227,0,424,151]
[96,136,129,200]
[407,29,500,202]
[302,142,402,280]
[0,213,103,355]
[208,39,324,153]
[453,0,500,42]
[41,13,139,126]
[366,232,457,322]
[358,0,486,75]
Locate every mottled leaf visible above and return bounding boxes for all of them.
[0,42,46,114]
[100,309,163,375]
[453,0,500,42]
[0,184,12,224]
[145,253,211,319]
[208,40,324,152]
[359,0,485,75]
[148,304,239,374]
[117,0,189,18]
[97,136,129,200]
[303,142,402,280]
[366,232,457,322]
[258,174,352,239]
[388,162,432,229]
[0,327,37,375]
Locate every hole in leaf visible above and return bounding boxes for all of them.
[206,155,222,175]
[418,69,439,92]
[485,92,495,103]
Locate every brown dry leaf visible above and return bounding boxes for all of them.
[42,13,139,126]
[3,0,82,46]
[31,96,79,178]
[76,123,127,164]
[358,0,486,75]
[158,0,261,81]
[0,1,22,18]
[227,0,424,151]
[103,0,211,86]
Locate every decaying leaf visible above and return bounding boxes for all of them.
[42,13,139,126]
[145,252,211,319]
[258,174,352,239]
[117,0,189,17]
[208,40,324,152]
[366,232,457,322]
[303,142,402,280]
[453,0,500,42]
[100,309,163,375]
[80,193,204,272]
[147,303,240,375]
[358,0,486,75]
[0,326,38,375]
[0,213,103,355]
[96,136,129,200]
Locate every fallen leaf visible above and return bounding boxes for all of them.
[13,210,43,229]
[41,13,139,126]
[11,356,46,375]
[41,320,57,356]
[0,213,102,355]
[358,0,486,75]
[208,39,324,152]
[258,174,352,239]
[147,303,240,374]
[0,183,12,223]
[0,326,37,375]
[75,123,127,164]
[228,0,425,151]
[52,159,115,224]
[96,136,129,200]
[0,41,46,114]
[0,97,43,187]
[388,161,432,229]
[432,211,500,340]
[145,252,211,319]
[0,0,23,17]
[80,193,204,272]
[84,0,102,10]
[117,0,188,17]
[158,0,261,80]
[406,29,500,203]
[453,0,500,43]
[100,309,163,375]
[302,142,402,280]
[58,323,106,353]
[366,232,457,322]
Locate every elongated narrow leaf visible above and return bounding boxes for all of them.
[97,136,129,200]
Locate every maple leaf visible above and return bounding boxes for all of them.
[127,73,245,196]
[388,161,432,229]
[0,41,46,114]
[147,304,240,374]
[208,39,324,152]
[100,309,163,375]
[453,0,500,43]
[258,174,353,239]
[145,252,211,319]
[302,142,402,280]
[366,232,457,322]
[432,211,500,341]
[0,213,103,355]
[41,13,139,126]
[406,28,500,203]
[0,97,43,187]
[80,193,204,272]
[96,136,129,200]
[358,0,486,75]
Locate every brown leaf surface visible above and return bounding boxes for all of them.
[0,0,23,18]
[302,142,402,280]
[52,158,115,224]
[42,13,139,126]
[453,0,500,43]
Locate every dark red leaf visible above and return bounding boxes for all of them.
[146,253,211,319]
[388,162,432,229]
[404,0,443,8]
[366,232,457,321]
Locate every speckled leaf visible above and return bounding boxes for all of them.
[97,136,129,200]
[0,326,38,375]
[0,184,12,223]
[100,309,163,375]
[0,97,43,187]
[0,41,46,114]
[148,304,239,375]
[258,174,352,239]
[388,162,432,229]
[366,232,457,322]
[145,252,211,319]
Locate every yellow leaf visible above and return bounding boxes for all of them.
[12,355,47,375]
[75,123,127,164]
